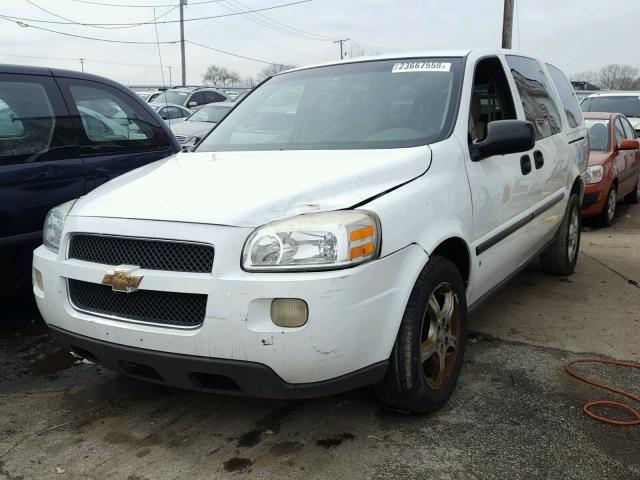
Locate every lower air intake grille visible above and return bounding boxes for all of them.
[68,279,206,328]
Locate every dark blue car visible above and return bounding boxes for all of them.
[0,64,180,294]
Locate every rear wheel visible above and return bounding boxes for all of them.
[594,185,617,227]
[624,179,640,204]
[540,193,581,275]
[375,256,467,413]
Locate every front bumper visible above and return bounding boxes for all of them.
[33,216,427,390]
[581,184,606,217]
[49,325,388,399]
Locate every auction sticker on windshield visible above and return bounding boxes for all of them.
[392,61,451,73]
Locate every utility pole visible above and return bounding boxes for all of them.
[333,38,349,60]
[79,58,85,72]
[501,0,514,49]
[167,66,172,85]
[180,0,187,86]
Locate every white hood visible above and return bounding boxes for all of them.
[71,148,431,227]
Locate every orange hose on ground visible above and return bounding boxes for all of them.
[565,358,640,426]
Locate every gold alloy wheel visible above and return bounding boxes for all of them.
[420,282,461,390]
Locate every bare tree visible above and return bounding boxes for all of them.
[202,65,241,87]
[348,41,379,58]
[570,70,599,88]
[256,64,294,81]
[597,64,638,90]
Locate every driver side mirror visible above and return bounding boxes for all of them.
[470,120,536,162]
[619,139,640,150]
[188,101,198,107]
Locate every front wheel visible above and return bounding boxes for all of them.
[375,256,467,413]
[540,193,581,275]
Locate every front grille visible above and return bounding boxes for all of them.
[175,135,187,143]
[69,235,214,273]
[68,279,206,328]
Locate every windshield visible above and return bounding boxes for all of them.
[196,58,463,152]
[584,119,610,151]
[152,90,189,105]
[582,96,640,118]
[188,104,232,123]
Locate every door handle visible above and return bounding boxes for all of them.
[533,150,544,169]
[521,154,532,175]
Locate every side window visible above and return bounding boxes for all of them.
[506,55,562,139]
[166,106,183,120]
[621,117,636,139]
[189,92,206,106]
[615,117,625,145]
[546,63,583,128]
[469,57,517,142]
[64,79,171,153]
[205,91,226,103]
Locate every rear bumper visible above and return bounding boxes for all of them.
[49,325,388,399]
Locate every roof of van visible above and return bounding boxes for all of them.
[280,49,541,75]
[0,63,133,92]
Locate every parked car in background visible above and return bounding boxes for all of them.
[582,112,640,226]
[0,64,179,294]
[170,101,233,147]
[233,89,251,102]
[135,91,151,101]
[582,92,640,134]
[149,103,192,125]
[146,91,163,103]
[34,50,587,413]
[151,87,229,110]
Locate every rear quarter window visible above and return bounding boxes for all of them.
[546,63,583,128]
[0,80,55,160]
[506,55,562,139]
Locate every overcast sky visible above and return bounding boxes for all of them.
[0,0,638,86]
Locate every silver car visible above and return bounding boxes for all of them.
[149,103,192,126]
[170,102,234,147]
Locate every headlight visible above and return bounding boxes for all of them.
[242,210,380,271]
[43,199,77,253]
[586,165,603,184]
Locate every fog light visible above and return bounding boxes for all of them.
[32,268,43,290]
[270,299,308,328]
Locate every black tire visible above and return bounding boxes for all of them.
[540,193,581,275]
[593,185,617,227]
[375,256,467,414]
[624,179,640,205]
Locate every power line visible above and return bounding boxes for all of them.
[187,40,279,65]
[0,15,179,43]
[227,0,335,41]
[0,51,168,68]
[0,17,285,66]
[1,1,314,27]
[190,5,329,61]
[25,0,176,30]
[221,0,335,41]
[73,0,225,7]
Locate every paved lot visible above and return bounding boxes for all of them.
[1,205,639,480]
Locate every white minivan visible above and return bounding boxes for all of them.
[33,50,588,413]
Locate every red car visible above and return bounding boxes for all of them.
[582,112,640,226]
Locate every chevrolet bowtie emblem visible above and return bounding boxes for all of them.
[102,265,143,293]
